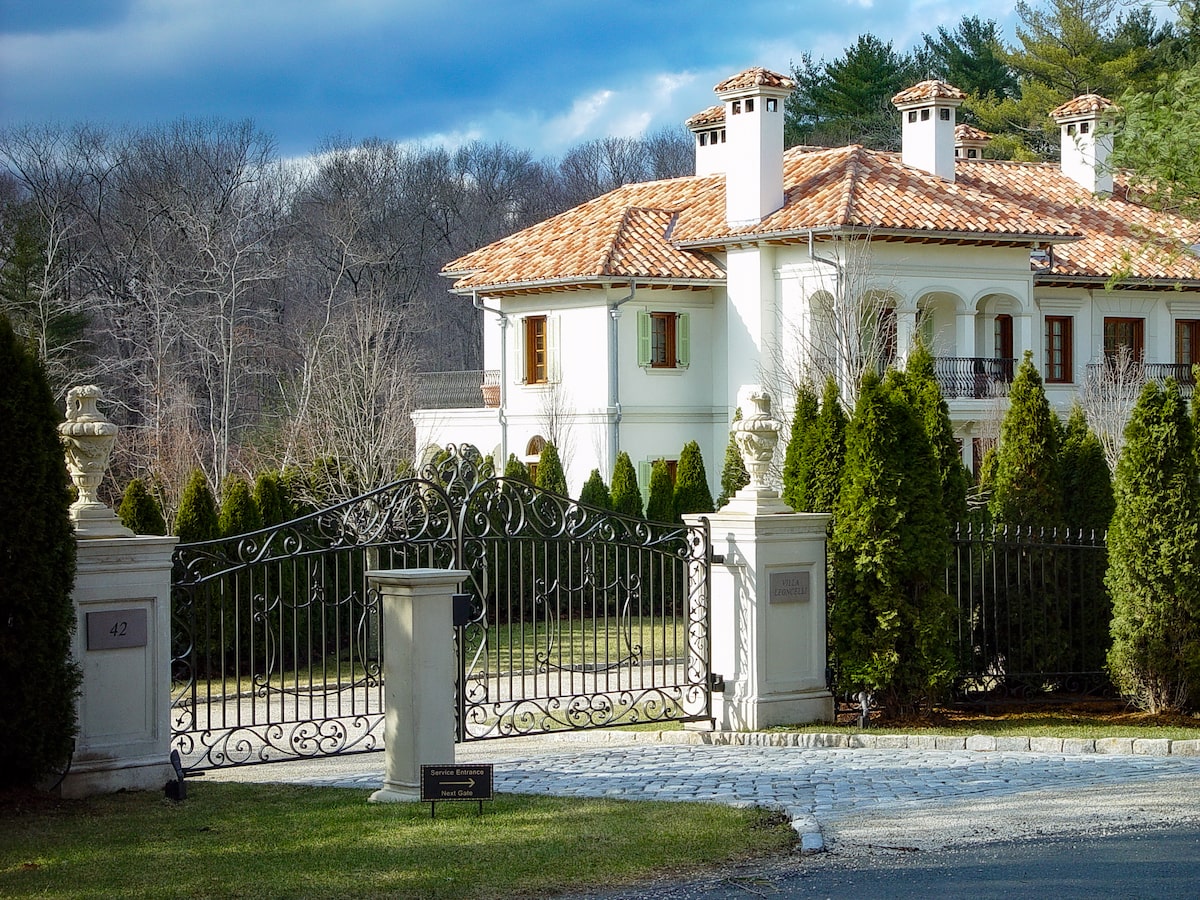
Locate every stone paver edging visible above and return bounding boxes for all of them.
[596,728,1200,757]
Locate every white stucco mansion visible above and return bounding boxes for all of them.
[414,67,1200,498]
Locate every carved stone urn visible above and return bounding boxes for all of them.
[726,386,790,514]
[58,385,134,538]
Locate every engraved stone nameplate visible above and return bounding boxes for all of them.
[86,608,148,650]
[769,570,811,604]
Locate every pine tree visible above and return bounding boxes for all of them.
[1106,380,1200,713]
[534,442,568,495]
[716,408,751,508]
[830,370,955,715]
[989,351,1062,526]
[175,469,220,543]
[0,315,80,788]
[610,451,643,518]
[806,376,848,515]
[117,477,167,535]
[781,382,820,511]
[579,469,613,509]
[674,441,714,517]
[906,340,969,524]
[502,453,532,483]
[645,459,676,523]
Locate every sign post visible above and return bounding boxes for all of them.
[420,764,494,817]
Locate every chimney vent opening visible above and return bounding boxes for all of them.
[746,98,755,112]
[921,109,930,121]
[1081,121,1090,134]
[766,98,777,112]
[939,108,950,121]
[908,111,917,123]
[732,100,741,115]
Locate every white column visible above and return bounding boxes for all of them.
[956,311,977,359]
[367,568,467,803]
[896,308,917,362]
[61,535,178,799]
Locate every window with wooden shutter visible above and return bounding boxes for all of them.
[524,315,547,384]
[1045,316,1073,383]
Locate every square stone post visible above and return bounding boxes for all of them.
[60,535,178,798]
[366,568,467,803]
[693,509,834,730]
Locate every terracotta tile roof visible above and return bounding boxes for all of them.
[713,67,795,93]
[957,159,1200,281]
[442,146,1200,294]
[1050,94,1117,119]
[891,80,967,106]
[686,105,725,129]
[955,123,991,143]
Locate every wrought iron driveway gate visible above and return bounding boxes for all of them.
[170,447,712,770]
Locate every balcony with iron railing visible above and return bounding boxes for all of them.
[414,370,501,409]
[932,357,1016,400]
[1083,362,1196,399]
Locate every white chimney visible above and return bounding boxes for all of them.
[1051,94,1116,195]
[686,105,727,176]
[892,80,966,182]
[954,123,991,160]
[713,67,795,226]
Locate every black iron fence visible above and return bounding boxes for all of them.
[948,523,1111,698]
[415,369,501,409]
[933,357,1015,399]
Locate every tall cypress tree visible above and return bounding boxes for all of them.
[1107,380,1200,713]
[645,459,676,523]
[781,382,820,511]
[218,474,262,538]
[534,443,568,496]
[610,451,643,518]
[253,470,292,527]
[830,370,955,715]
[117,477,167,536]
[502,453,532,483]
[0,315,80,788]
[805,376,848,514]
[1060,404,1114,532]
[716,408,751,508]
[989,351,1062,526]
[579,469,612,509]
[674,440,714,517]
[175,469,219,543]
[906,339,969,524]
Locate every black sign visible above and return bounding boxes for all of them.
[421,764,493,802]
[86,608,148,650]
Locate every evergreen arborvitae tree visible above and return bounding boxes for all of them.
[175,469,219,542]
[805,376,848,514]
[610,451,643,518]
[534,442,568,495]
[830,370,955,716]
[117,477,167,535]
[579,469,613,509]
[716,408,751,508]
[218,474,262,538]
[502,453,532,483]
[906,339,969,524]
[645,458,676,523]
[674,440,714,517]
[0,315,80,788]
[1106,380,1200,713]
[781,382,820,511]
[253,470,292,527]
[989,351,1062,526]
[1060,405,1114,532]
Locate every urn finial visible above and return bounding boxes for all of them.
[58,385,134,538]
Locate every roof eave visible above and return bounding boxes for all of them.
[448,275,726,296]
[674,225,1084,249]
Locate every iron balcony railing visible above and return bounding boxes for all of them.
[1084,362,1196,399]
[933,357,1016,400]
[415,369,500,409]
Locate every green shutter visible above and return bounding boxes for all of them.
[638,460,652,506]
[677,313,690,368]
[637,310,651,366]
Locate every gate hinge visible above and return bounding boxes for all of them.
[709,673,726,693]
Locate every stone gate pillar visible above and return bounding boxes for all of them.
[57,386,178,798]
[686,386,834,731]
[366,568,467,803]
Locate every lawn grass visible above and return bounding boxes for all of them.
[0,783,793,900]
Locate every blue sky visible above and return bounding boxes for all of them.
[0,1,1030,160]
